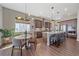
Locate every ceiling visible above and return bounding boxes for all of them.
[0,3,79,21]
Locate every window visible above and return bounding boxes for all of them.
[68,25,75,31]
[61,25,66,32]
[15,23,31,32]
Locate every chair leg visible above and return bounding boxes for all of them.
[55,40,60,47]
[34,42,37,50]
[11,46,14,56]
[21,47,22,56]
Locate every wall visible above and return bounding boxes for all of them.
[59,19,77,32]
[2,7,25,29]
[59,19,77,25]
[77,11,79,41]
[2,7,35,39]
[0,5,3,46]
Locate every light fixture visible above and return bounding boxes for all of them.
[51,6,54,9]
[51,6,54,21]
[24,4,30,21]
[15,16,24,20]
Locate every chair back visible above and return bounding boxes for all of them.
[59,32,65,43]
[12,38,21,47]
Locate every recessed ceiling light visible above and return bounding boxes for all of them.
[51,6,54,9]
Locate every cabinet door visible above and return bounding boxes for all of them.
[35,20,42,28]
[37,32,42,38]
[45,22,51,28]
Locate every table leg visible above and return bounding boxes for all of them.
[25,39,30,49]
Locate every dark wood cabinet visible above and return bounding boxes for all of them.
[45,22,51,28]
[35,20,42,28]
[36,32,42,38]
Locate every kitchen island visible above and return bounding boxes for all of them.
[43,31,65,46]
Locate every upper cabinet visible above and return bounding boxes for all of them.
[45,22,51,28]
[35,20,42,28]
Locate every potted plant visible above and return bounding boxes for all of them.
[0,29,12,45]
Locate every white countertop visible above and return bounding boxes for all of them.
[43,31,64,34]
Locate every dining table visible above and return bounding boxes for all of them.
[14,34,32,49]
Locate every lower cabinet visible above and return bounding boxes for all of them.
[36,32,42,38]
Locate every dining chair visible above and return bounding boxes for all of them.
[49,34,56,45]
[49,33,60,47]
[28,37,37,50]
[55,33,61,47]
[59,32,66,43]
[24,30,37,50]
[11,38,25,56]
